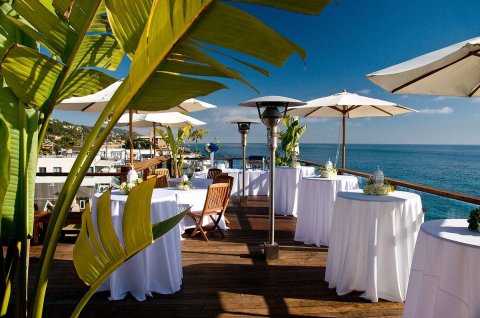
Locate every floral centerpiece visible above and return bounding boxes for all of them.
[119,178,143,194]
[205,138,221,167]
[363,168,393,195]
[290,160,301,169]
[177,175,194,191]
[319,159,337,178]
[467,207,480,232]
[204,142,220,153]
[320,168,337,178]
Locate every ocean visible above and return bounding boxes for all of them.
[196,143,480,221]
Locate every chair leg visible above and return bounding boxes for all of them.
[189,215,209,242]
[210,214,225,238]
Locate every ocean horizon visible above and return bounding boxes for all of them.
[193,143,480,221]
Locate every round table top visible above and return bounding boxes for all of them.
[303,175,358,182]
[337,189,420,202]
[421,219,480,249]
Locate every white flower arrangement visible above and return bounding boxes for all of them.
[320,168,337,178]
[177,180,194,191]
[363,178,394,196]
[119,178,143,194]
[290,161,301,169]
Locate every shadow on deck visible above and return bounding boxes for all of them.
[28,197,403,317]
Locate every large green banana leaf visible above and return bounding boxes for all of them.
[72,177,188,317]
[0,118,10,223]
[0,1,126,316]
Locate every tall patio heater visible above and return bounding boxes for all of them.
[228,119,260,206]
[240,96,306,260]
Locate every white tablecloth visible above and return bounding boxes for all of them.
[325,189,424,302]
[194,169,269,196]
[93,190,182,301]
[154,188,228,234]
[403,219,480,318]
[274,166,315,216]
[294,175,359,246]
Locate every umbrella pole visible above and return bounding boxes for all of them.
[129,110,134,166]
[342,113,346,169]
[153,123,156,157]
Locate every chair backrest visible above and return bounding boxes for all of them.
[213,174,234,196]
[207,168,222,179]
[203,183,230,214]
[155,168,170,179]
[154,175,169,188]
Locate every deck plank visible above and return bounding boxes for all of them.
[27,199,403,317]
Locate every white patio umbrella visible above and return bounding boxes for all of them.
[288,90,417,169]
[56,80,216,164]
[56,80,218,112]
[117,112,206,160]
[117,112,206,128]
[367,36,480,97]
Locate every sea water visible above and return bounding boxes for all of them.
[198,143,480,221]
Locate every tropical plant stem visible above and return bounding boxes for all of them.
[30,99,121,318]
[37,113,50,154]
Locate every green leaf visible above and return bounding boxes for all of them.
[189,2,306,66]
[0,45,63,110]
[105,0,154,58]
[130,72,226,111]
[12,0,77,61]
[58,68,116,102]
[52,0,100,33]
[72,34,123,71]
[0,118,10,223]
[72,177,186,317]
[229,0,331,15]
[0,90,38,237]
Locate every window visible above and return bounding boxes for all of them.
[53,167,62,173]
[38,167,46,173]
[79,200,86,210]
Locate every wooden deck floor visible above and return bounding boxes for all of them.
[28,198,404,317]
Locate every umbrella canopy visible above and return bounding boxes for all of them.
[117,112,206,128]
[288,90,417,168]
[56,80,218,113]
[56,80,215,164]
[367,36,480,97]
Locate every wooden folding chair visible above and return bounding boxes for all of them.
[148,174,169,188]
[155,168,170,179]
[207,168,222,179]
[187,183,230,241]
[213,174,234,223]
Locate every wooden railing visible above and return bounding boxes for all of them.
[299,159,480,206]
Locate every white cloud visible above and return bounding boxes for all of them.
[419,106,454,115]
[357,88,371,95]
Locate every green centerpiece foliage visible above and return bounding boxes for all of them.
[363,178,394,196]
[276,116,307,166]
[0,0,331,316]
[467,207,480,231]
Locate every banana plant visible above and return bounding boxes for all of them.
[72,177,188,317]
[0,0,331,316]
[0,0,122,315]
[277,116,307,166]
[156,125,192,177]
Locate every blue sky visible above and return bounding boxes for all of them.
[53,0,480,144]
